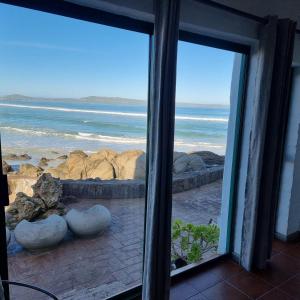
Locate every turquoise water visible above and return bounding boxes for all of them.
[0,98,229,161]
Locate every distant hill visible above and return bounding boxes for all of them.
[0,94,146,105]
[0,94,229,107]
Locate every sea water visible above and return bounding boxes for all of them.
[0,97,229,163]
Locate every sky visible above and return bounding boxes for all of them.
[0,3,235,105]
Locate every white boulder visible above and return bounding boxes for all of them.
[14,214,67,250]
[66,205,111,237]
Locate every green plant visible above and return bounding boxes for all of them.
[171,219,220,265]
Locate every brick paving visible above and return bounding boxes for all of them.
[7,180,222,300]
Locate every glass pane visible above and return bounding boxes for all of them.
[171,41,236,271]
[0,4,149,299]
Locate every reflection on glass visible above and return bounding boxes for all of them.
[171,41,235,271]
[0,4,148,299]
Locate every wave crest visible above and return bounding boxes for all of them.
[0,103,228,122]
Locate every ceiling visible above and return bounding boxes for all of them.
[67,0,300,27]
[214,0,300,24]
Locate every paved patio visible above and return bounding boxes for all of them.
[7,180,222,300]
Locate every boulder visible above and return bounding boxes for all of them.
[14,215,67,250]
[18,164,43,177]
[6,174,65,228]
[66,205,111,237]
[86,160,115,180]
[112,150,146,179]
[173,153,206,174]
[88,149,117,163]
[2,161,12,174]
[7,175,36,203]
[191,151,225,166]
[32,173,63,208]
[85,149,117,180]
[6,192,46,227]
[48,150,88,179]
[39,157,51,167]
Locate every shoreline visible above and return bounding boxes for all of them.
[2,146,226,170]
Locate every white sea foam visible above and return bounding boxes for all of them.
[0,103,228,123]
[0,126,224,149]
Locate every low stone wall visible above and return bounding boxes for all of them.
[62,166,223,200]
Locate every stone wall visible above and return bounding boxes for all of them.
[62,166,223,199]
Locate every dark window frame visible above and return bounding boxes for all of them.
[0,1,249,299]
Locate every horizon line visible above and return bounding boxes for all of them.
[0,93,230,107]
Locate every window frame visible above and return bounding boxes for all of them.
[0,1,250,299]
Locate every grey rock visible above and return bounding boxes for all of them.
[15,215,67,250]
[66,205,111,236]
[32,173,63,208]
[173,153,206,174]
[191,151,225,166]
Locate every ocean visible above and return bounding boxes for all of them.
[0,97,229,164]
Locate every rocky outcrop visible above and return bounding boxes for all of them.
[47,150,88,180]
[112,150,145,179]
[32,173,63,208]
[173,152,206,174]
[15,215,67,250]
[47,149,207,181]
[6,174,65,228]
[3,153,31,161]
[192,151,225,166]
[2,160,12,174]
[18,164,43,177]
[48,149,138,180]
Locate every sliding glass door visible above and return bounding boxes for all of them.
[0,4,149,299]
[0,1,249,299]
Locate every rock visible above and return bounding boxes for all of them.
[66,205,111,237]
[173,153,206,174]
[32,173,63,208]
[39,157,51,167]
[6,174,65,228]
[112,150,146,179]
[48,150,88,180]
[2,161,12,174]
[6,227,11,244]
[86,160,115,180]
[191,151,225,166]
[18,164,43,177]
[7,175,36,203]
[14,215,67,250]
[7,192,46,222]
[3,153,31,161]
[6,192,47,228]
